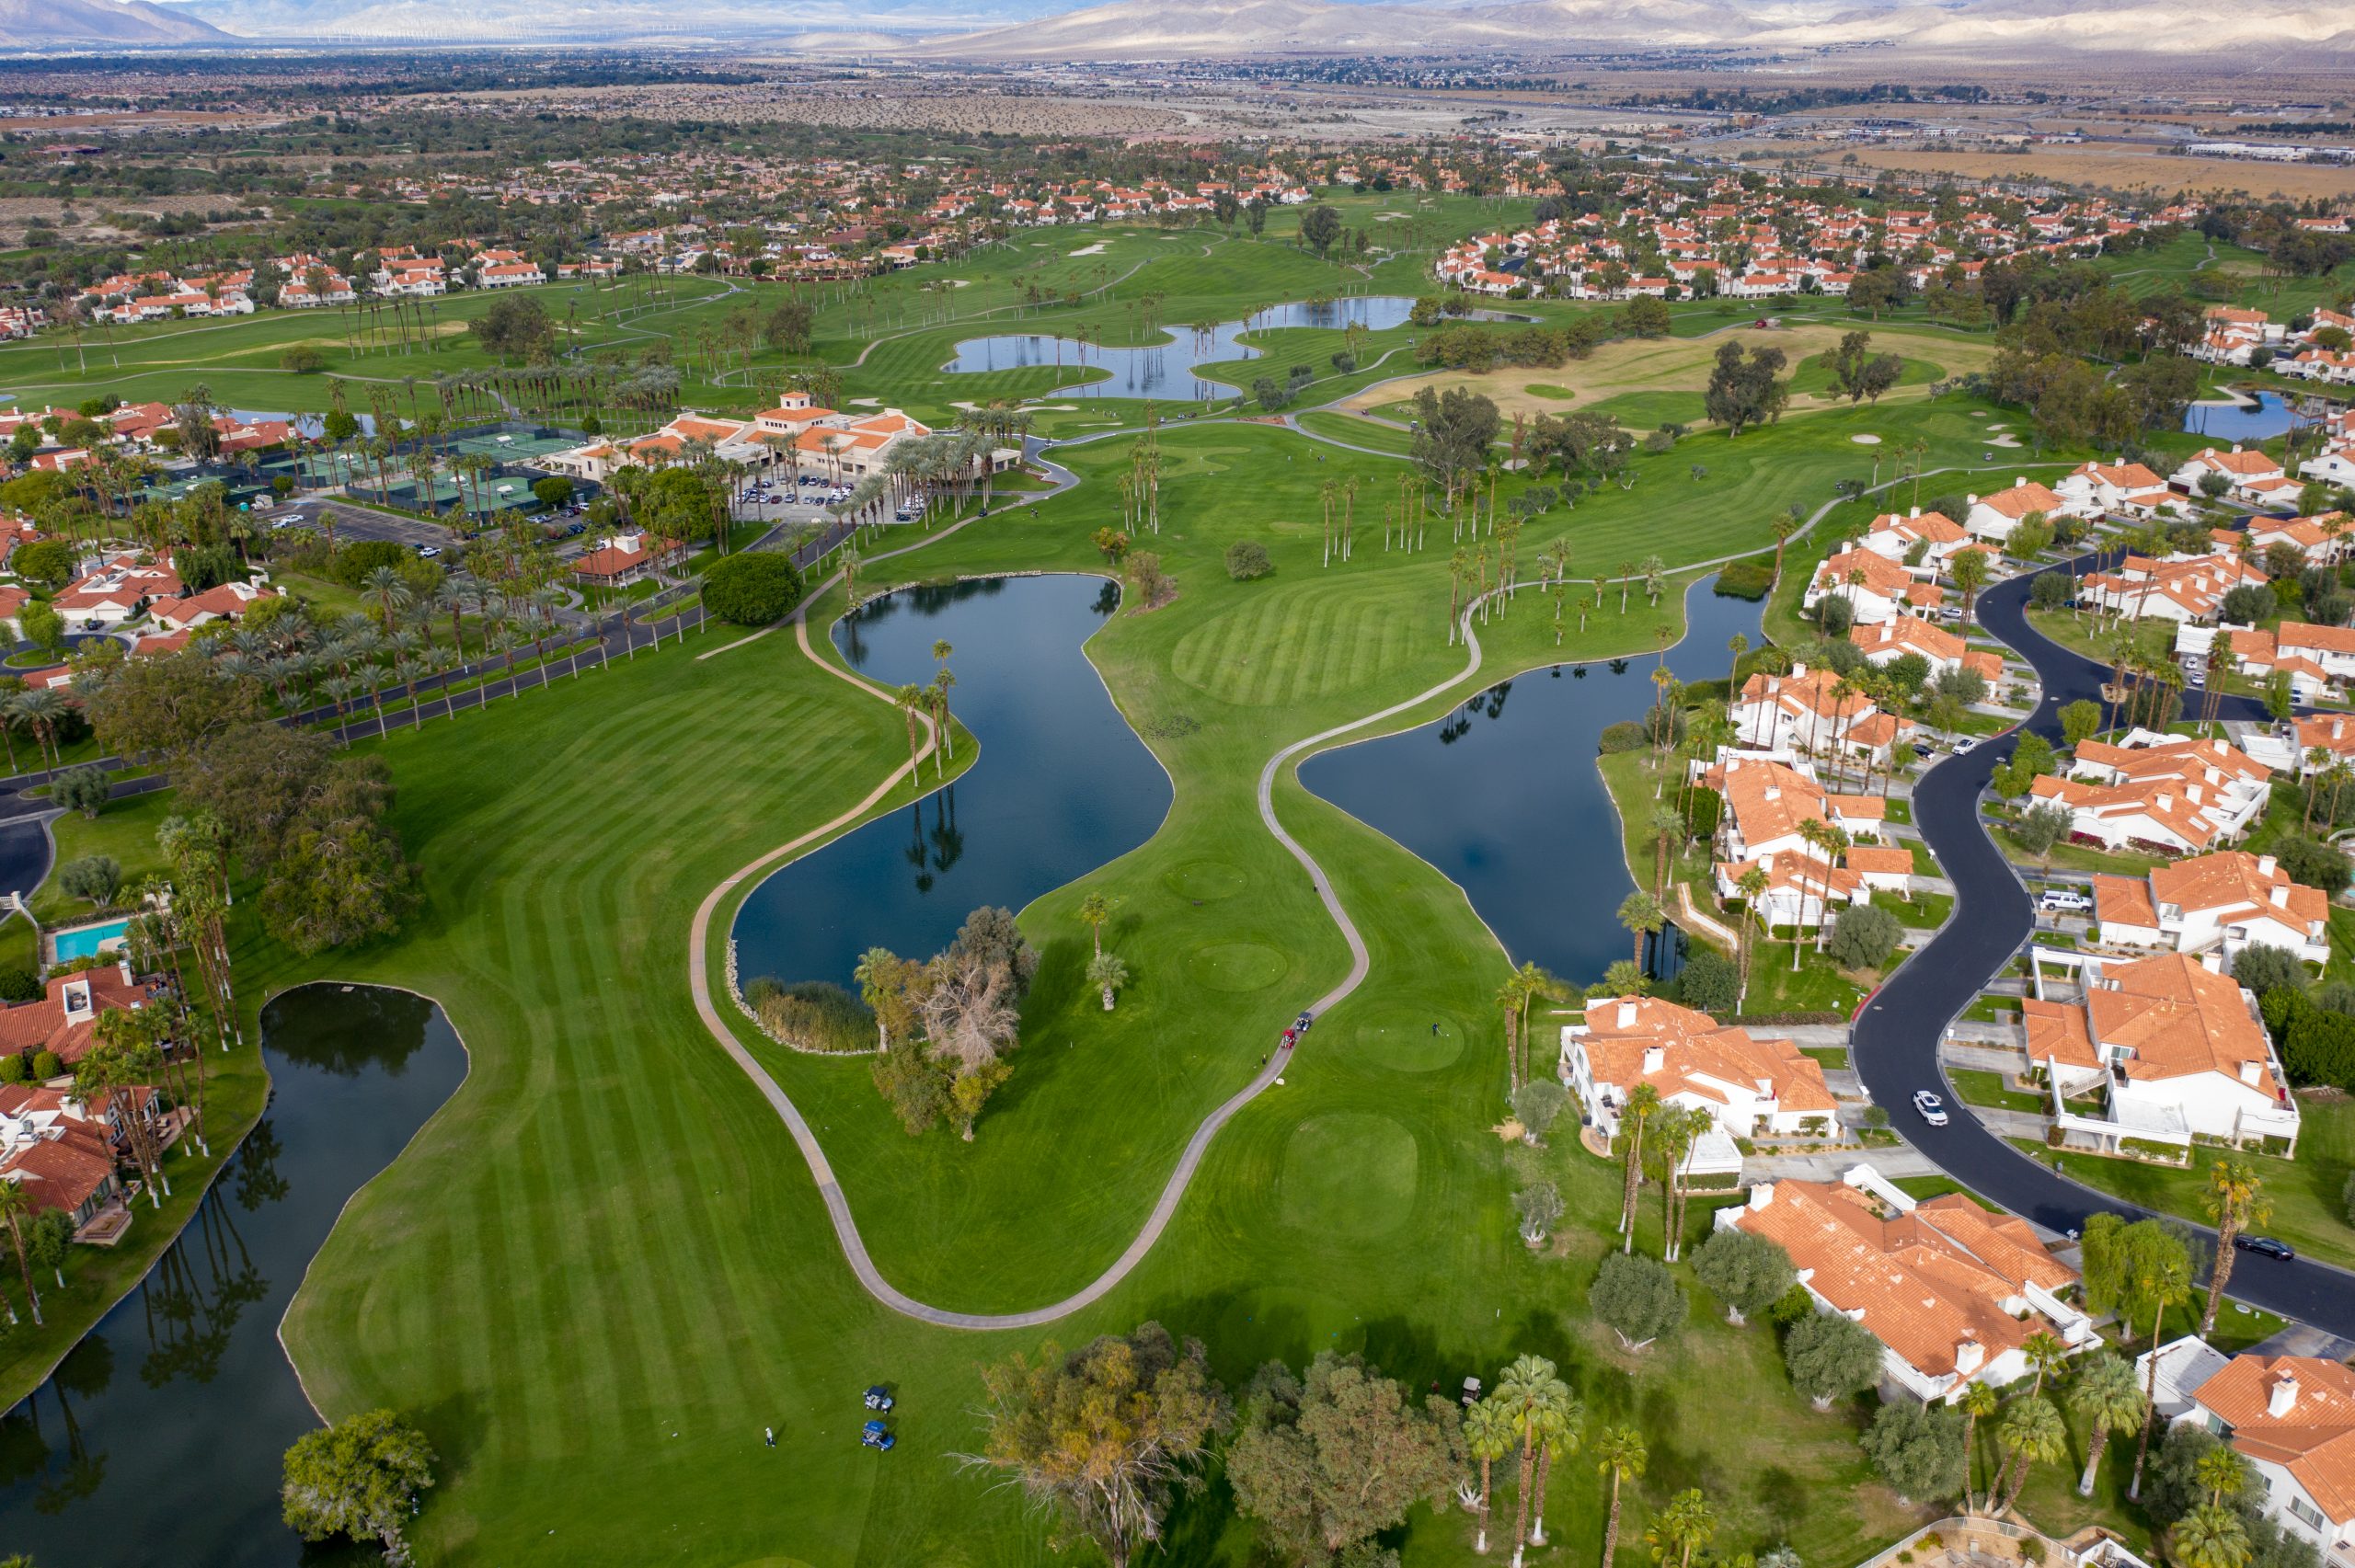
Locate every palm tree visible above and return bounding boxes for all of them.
[1617,1082,1659,1252]
[2023,1328,2069,1396]
[1645,1488,1717,1568]
[12,689,65,772]
[1594,1425,1648,1568]
[1958,1379,1997,1515]
[2200,1157,2270,1333]
[1735,864,1771,1004]
[1076,890,1120,958]
[894,684,927,775]
[2070,1352,2149,1497]
[1494,1354,1572,1568]
[1651,1104,1704,1261]
[1617,889,1664,971]
[1525,1392,1584,1550]
[1463,1397,1516,1555]
[1650,805,1685,894]
[1727,631,1749,697]
[2195,1446,2246,1509]
[1993,1394,2066,1514]
[0,1180,41,1326]
[1951,548,1991,626]
[1770,511,1800,583]
[2173,1504,2252,1568]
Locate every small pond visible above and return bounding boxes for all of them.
[1299,578,1767,986]
[2183,390,2294,441]
[729,574,1171,991]
[945,294,1525,401]
[0,984,467,1567]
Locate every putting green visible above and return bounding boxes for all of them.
[1163,858,1248,901]
[1186,940,1289,992]
[1277,1113,1419,1240]
[1351,1012,1467,1072]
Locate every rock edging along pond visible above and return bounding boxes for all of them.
[0,982,468,1568]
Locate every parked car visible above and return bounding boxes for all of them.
[1912,1090,1950,1127]
[2039,889,2092,913]
[417,545,442,559]
[1294,1010,1315,1032]
[1950,737,1978,754]
[2234,1235,2296,1261]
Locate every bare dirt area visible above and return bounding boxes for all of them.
[0,193,265,246]
[1339,324,1995,424]
[1739,143,2355,202]
[438,83,1198,137]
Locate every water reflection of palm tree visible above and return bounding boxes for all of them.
[928,787,965,876]
[234,1119,290,1212]
[36,1337,111,1514]
[903,804,932,894]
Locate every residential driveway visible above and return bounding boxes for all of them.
[1851,554,2355,1336]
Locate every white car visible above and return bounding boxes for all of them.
[2039,889,2092,913]
[1912,1091,1950,1127]
[1950,737,1977,754]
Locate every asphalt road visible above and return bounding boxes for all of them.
[1854,556,2355,1336]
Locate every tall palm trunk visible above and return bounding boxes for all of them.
[1602,1473,1626,1568]
[2129,1307,2166,1499]
[1619,1119,1644,1250]
[1510,1442,1534,1568]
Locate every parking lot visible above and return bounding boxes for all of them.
[266,499,460,556]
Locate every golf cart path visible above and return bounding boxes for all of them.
[684,528,1495,1328]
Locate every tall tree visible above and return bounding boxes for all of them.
[1226,1351,1465,1564]
[963,1323,1229,1568]
[2199,1158,2271,1334]
[2069,1352,2149,1498]
[1615,1082,1660,1253]
[1594,1425,1648,1568]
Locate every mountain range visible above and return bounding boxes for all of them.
[0,0,227,45]
[20,0,2355,57]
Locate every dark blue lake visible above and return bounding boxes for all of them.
[2183,391,2294,440]
[0,984,466,1567]
[945,294,1523,401]
[1300,579,1766,987]
[729,574,1171,990]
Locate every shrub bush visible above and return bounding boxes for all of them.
[1677,948,1740,1014]
[749,978,876,1053]
[0,1054,21,1084]
[1827,903,1902,970]
[702,553,807,626]
[1783,1310,1884,1407]
[330,539,411,587]
[1713,561,1774,600]
[29,1050,59,1080]
[1589,1252,1683,1350]
[1597,720,1647,754]
[1224,540,1273,580]
[0,968,40,1003]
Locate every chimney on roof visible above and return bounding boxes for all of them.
[1748,1183,1775,1212]
[1642,1045,1665,1074]
[2241,1059,2266,1087]
[2231,444,2243,454]
[1910,506,1921,519]
[1955,1339,1985,1377]
[1618,1001,1639,1030]
[2016,476,2028,488]
[2269,1371,2301,1418]
[2272,883,2290,909]
[2259,853,2278,878]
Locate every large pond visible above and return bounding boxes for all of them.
[729,574,1171,990]
[1300,578,1767,986]
[0,984,467,1566]
[945,294,1523,402]
[2183,390,2294,441]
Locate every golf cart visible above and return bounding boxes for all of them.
[861,1420,895,1451]
[864,1385,894,1413]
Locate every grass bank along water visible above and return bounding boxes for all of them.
[0,984,466,1568]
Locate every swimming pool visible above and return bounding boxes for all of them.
[52,916,130,962]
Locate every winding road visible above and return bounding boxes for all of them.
[1855,557,2355,1337]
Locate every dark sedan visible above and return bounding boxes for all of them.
[2234,1235,2296,1262]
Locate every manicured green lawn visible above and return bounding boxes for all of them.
[1949,1068,2051,1116]
[29,797,177,926]
[4,226,2177,1562]
[247,406,1990,1564]
[1882,890,1955,931]
[2033,1096,2355,1274]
